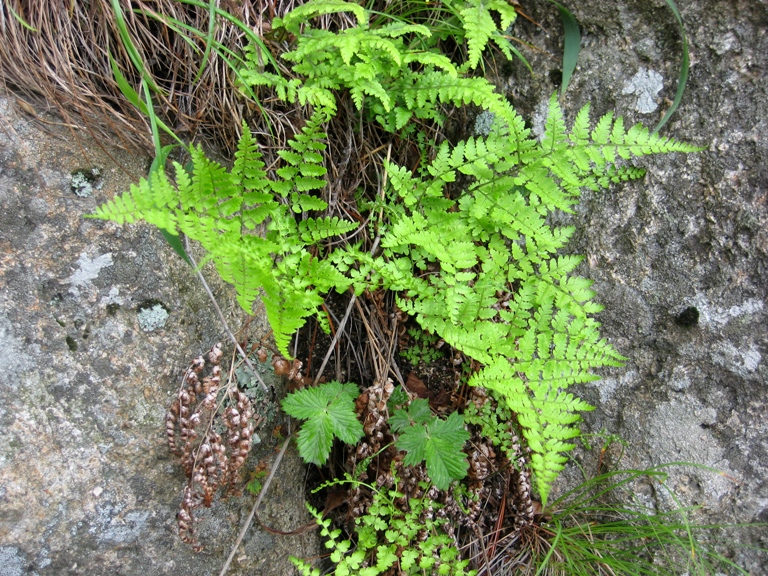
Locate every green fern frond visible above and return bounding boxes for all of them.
[276,0,368,34]
[298,216,357,243]
[450,0,518,70]
[88,169,178,229]
[94,0,701,514]
[469,357,595,504]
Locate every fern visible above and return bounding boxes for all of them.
[241,0,522,134]
[366,96,696,503]
[445,0,518,70]
[89,113,357,356]
[92,0,700,507]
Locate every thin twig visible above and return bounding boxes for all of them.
[312,234,381,385]
[219,429,294,576]
[313,289,357,386]
[184,237,268,392]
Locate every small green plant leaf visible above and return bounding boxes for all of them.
[390,398,432,432]
[396,410,470,490]
[282,381,364,465]
[654,0,690,133]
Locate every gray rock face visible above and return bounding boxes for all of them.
[500,0,767,570]
[0,95,317,574]
[1,0,767,573]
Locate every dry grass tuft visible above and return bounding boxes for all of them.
[0,0,310,154]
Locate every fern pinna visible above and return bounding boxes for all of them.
[90,0,699,504]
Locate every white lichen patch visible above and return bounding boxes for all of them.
[684,294,764,329]
[591,369,638,403]
[473,111,497,136]
[531,98,551,141]
[622,68,664,114]
[137,304,169,332]
[100,286,124,307]
[712,342,762,377]
[70,168,103,198]
[64,252,113,294]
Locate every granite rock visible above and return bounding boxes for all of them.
[499,0,767,570]
[1,0,767,572]
[0,94,317,575]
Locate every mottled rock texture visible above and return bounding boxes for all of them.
[0,95,317,575]
[499,0,767,570]
[1,0,767,573]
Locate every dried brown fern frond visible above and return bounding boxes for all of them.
[166,342,263,551]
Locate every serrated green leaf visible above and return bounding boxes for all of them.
[282,381,363,465]
[390,398,433,432]
[396,411,469,490]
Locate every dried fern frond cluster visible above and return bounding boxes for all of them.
[166,342,260,550]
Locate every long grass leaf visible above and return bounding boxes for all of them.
[109,53,186,148]
[132,3,270,128]
[548,1,580,98]
[192,0,217,84]
[110,0,163,95]
[653,0,689,132]
[8,5,37,32]
[109,53,149,114]
[172,0,279,71]
[142,81,162,154]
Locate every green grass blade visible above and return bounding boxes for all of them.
[142,81,162,153]
[111,37,189,266]
[653,0,690,133]
[110,0,163,95]
[548,1,581,98]
[192,0,217,84]
[133,7,264,106]
[109,53,186,148]
[8,5,37,32]
[109,52,149,114]
[171,0,279,71]
[131,2,271,130]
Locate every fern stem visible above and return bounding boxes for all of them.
[183,237,269,392]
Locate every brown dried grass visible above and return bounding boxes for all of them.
[0,0,308,154]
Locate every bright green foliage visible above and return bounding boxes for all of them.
[89,111,356,355]
[354,95,697,503]
[444,0,518,69]
[400,327,444,366]
[92,0,700,506]
[291,474,476,576]
[240,0,520,133]
[469,357,595,502]
[463,399,517,460]
[391,399,470,490]
[281,381,364,465]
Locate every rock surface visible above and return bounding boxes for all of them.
[501,0,767,570]
[1,0,767,573]
[0,95,317,575]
